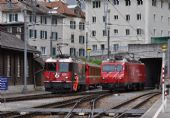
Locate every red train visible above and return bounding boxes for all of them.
[101,58,146,90]
[43,55,101,92]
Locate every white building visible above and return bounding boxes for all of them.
[0,0,85,60]
[84,0,170,56]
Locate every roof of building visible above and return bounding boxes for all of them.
[0,30,39,53]
[46,1,85,18]
[0,0,49,13]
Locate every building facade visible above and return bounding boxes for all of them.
[85,0,170,56]
[0,0,85,60]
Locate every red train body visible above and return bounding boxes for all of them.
[101,59,146,90]
[43,56,101,92]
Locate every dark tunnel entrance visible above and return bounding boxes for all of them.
[140,58,162,88]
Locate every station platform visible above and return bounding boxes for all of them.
[141,95,170,118]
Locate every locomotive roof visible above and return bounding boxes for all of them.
[102,58,143,64]
[45,57,84,63]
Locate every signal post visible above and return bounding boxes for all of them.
[161,44,167,112]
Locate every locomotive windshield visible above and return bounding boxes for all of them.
[102,64,123,72]
[44,63,56,71]
[102,64,116,72]
[59,63,69,72]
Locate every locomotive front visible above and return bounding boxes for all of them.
[101,61,125,90]
[43,57,74,92]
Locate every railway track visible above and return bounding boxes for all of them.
[94,92,160,118]
[0,91,111,118]
[0,90,108,103]
[0,90,159,118]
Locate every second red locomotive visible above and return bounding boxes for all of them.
[101,58,146,90]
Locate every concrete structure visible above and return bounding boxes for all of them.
[84,0,170,56]
[0,0,85,60]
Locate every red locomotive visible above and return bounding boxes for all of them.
[101,58,146,90]
[43,55,101,92]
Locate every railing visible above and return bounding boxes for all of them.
[89,46,128,56]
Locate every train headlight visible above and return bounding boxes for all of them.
[65,76,68,79]
[102,77,105,80]
[55,73,60,78]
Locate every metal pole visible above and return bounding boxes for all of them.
[162,51,165,112]
[85,32,88,59]
[107,27,110,59]
[50,14,53,57]
[22,9,28,93]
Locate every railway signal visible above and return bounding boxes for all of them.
[161,44,167,112]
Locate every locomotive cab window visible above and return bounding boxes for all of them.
[116,64,123,72]
[59,63,69,72]
[44,63,56,71]
[102,64,116,72]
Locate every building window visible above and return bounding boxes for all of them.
[40,16,47,24]
[70,48,76,56]
[137,28,143,35]
[137,13,141,20]
[92,45,97,51]
[79,49,85,56]
[161,16,163,22]
[125,0,131,6]
[168,17,170,24]
[17,56,20,77]
[40,30,47,39]
[153,29,156,36]
[113,44,119,52]
[114,29,118,35]
[7,27,12,33]
[52,48,56,56]
[29,15,36,23]
[126,14,130,21]
[113,0,119,5]
[51,32,58,40]
[7,55,11,77]
[92,30,96,36]
[71,34,74,43]
[153,14,156,22]
[9,13,18,22]
[17,27,22,33]
[161,30,163,36]
[161,0,163,8]
[79,22,85,30]
[70,21,76,29]
[51,16,58,25]
[137,0,143,5]
[114,15,118,20]
[152,0,157,6]
[29,29,37,38]
[101,44,105,51]
[41,47,46,55]
[103,30,107,36]
[93,0,101,8]
[103,16,106,22]
[126,29,130,35]
[92,16,96,23]
[79,36,85,44]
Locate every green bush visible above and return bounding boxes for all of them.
[80,57,102,65]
